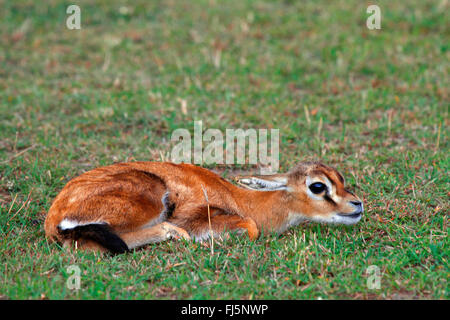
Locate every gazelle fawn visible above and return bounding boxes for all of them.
[44,161,363,253]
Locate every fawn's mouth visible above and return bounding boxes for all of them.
[308,211,362,225]
[330,211,362,225]
[337,212,362,219]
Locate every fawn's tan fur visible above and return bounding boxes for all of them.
[44,161,363,253]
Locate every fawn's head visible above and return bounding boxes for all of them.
[235,162,363,225]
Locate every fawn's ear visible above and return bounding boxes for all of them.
[234,174,288,191]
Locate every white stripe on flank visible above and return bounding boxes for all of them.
[58,219,105,230]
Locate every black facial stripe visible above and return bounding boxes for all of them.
[324,194,337,206]
[344,188,355,197]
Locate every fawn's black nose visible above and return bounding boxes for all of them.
[350,201,363,213]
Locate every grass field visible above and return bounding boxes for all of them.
[0,0,448,299]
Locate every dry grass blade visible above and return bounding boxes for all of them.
[6,189,32,226]
[1,144,37,164]
[200,184,214,255]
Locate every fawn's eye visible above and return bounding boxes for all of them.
[309,182,327,194]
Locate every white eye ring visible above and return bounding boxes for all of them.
[305,176,333,200]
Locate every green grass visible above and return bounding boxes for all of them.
[0,0,448,299]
